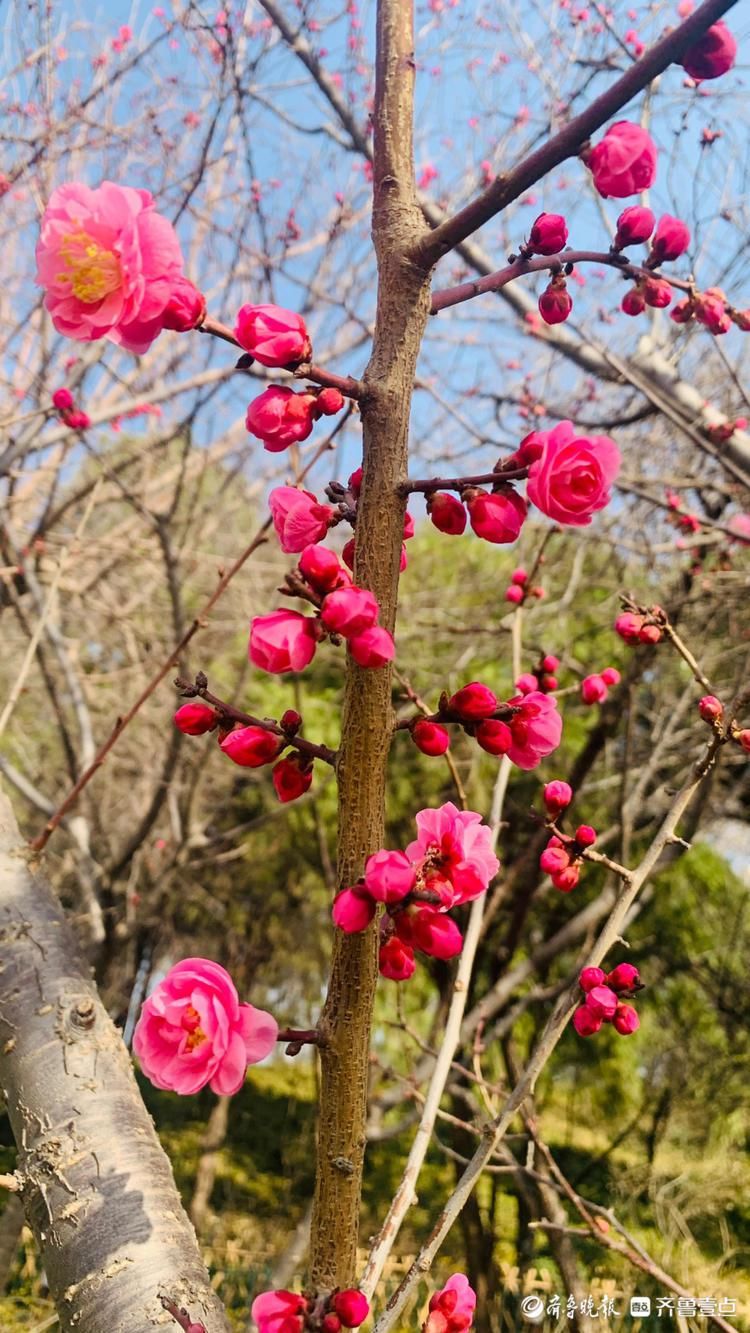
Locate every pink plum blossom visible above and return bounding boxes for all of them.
[525,421,620,526]
[36,181,184,353]
[406,801,499,904]
[587,121,657,198]
[424,1273,477,1331]
[249,609,319,674]
[268,486,334,553]
[133,958,277,1095]
[505,691,562,769]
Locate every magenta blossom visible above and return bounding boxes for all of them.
[268,486,334,553]
[133,958,277,1096]
[251,1290,308,1333]
[245,386,319,451]
[587,121,657,198]
[526,421,620,527]
[36,181,184,354]
[506,691,562,770]
[406,801,499,905]
[424,1273,477,1332]
[364,849,416,904]
[235,303,311,367]
[249,609,320,674]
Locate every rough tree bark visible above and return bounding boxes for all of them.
[0,786,231,1333]
[309,0,434,1291]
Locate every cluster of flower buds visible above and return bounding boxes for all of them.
[333,803,499,981]
[251,1287,369,1333]
[539,781,597,893]
[427,485,528,545]
[423,1274,477,1332]
[580,667,620,705]
[407,680,562,770]
[246,383,345,451]
[670,286,744,336]
[614,605,664,646]
[250,545,394,674]
[174,701,319,804]
[539,274,573,327]
[573,963,642,1038]
[52,386,90,430]
[699,695,750,754]
[504,567,545,605]
[514,654,559,693]
[426,421,621,540]
[238,304,347,450]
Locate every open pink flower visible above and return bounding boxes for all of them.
[526,420,620,526]
[251,1290,308,1333]
[506,691,562,769]
[269,486,334,553]
[424,1274,477,1332]
[36,181,184,354]
[249,609,319,674]
[406,801,499,905]
[133,958,277,1096]
[587,121,657,198]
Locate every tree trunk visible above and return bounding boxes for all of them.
[308,0,434,1290]
[0,787,231,1333]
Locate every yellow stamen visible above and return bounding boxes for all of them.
[56,230,121,304]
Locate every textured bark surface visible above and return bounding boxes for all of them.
[0,788,231,1333]
[309,0,433,1290]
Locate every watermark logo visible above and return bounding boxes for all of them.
[630,1297,652,1317]
[520,1294,545,1322]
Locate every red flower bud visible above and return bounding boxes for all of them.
[613,205,655,248]
[698,695,723,722]
[552,864,580,892]
[543,780,572,814]
[528,212,568,256]
[272,755,313,803]
[52,387,75,411]
[466,487,527,544]
[412,720,451,756]
[512,568,528,585]
[581,674,608,705]
[621,286,646,317]
[162,276,206,331]
[348,626,395,668]
[638,623,662,644]
[650,215,690,264]
[317,387,345,415]
[332,1290,370,1327]
[642,277,672,309]
[234,303,311,367]
[606,963,640,992]
[475,719,512,755]
[245,386,319,451]
[600,667,621,686]
[615,612,643,644]
[539,279,572,325]
[542,654,560,671]
[613,1003,640,1035]
[220,726,281,768]
[348,467,363,497]
[575,824,597,847]
[174,702,218,735]
[280,709,303,732]
[448,682,498,721]
[427,492,467,535]
[320,586,379,637]
[505,584,524,604]
[680,20,737,81]
[540,843,571,875]
[588,121,657,199]
[579,966,606,992]
[378,936,416,981]
[584,984,618,1021]
[573,1005,603,1037]
[737,729,750,754]
[671,298,694,325]
[299,544,350,594]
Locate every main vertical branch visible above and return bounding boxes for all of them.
[309,0,434,1291]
